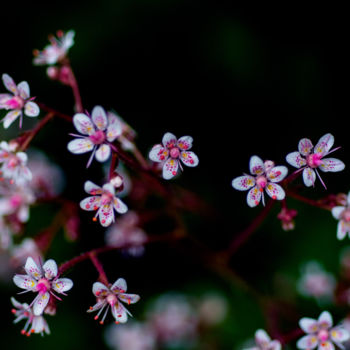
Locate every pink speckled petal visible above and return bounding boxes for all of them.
[25,256,42,279]
[180,151,199,167]
[302,167,316,187]
[33,292,50,316]
[52,278,73,293]
[95,144,111,162]
[17,81,30,99]
[24,101,40,117]
[265,183,285,200]
[73,113,95,135]
[162,158,179,180]
[91,105,108,130]
[111,278,127,293]
[286,151,307,168]
[80,196,101,211]
[330,327,350,343]
[113,197,128,214]
[232,175,255,191]
[92,282,109,297]
[249,155,265,175]
[2,73,17,94]
[13,274,37,291]
[149,144,169,162]
[99,204,114,227]
[247,186,262,207]
[42,259,58,279]
[162,132,177,149]
[318,311,333,329]
[296,335,318,349]
[111,302,128,323]
[118,293,140,305]
[177,136,193,150]
[299,317,318,333]
[84,181,103,195]
[0,93,12,108]
[3,110,21,129]
[319,158,345,172]
[106,121,122,142]
[67,138,94,154]
[298,138,313,156]
[267,166,288,182]
[314,133,334,157]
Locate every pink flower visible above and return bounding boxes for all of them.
[297,311,349,350]
[149,132,199,180]
[67,106,122,167]
[0,141,32,185]
[0,74,40,128]
[232,155,288,207]
[11,297,50,336]
[332,191,350,240]
[13,257,73,316]
[33,30,75,66]
[80,180,128,227]
[245,329,281,350]
[286,133,345,189]
[87,278,140,324]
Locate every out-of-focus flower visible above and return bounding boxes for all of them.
[0,141,32,185]
[244,329,281,350]
[149,132,199,180]
[10,238,42,268]
[147,294,198,347]
[33,30,75,66]
[277,207,298,231]
[332,191,350,240]
[232,155,288,207]
[80,180,128,227]
[87,278,140,324]
[197,293,227,327]
[297,311,349,350]
[0,74,39,128]
[104,322,156,350]
[13,257,73,316]
[67,106,122,167]
[297,262,336,301]
[11,297,50,336]
[0,216,13,250]
[286,133,345,189]
[105,211,147,257]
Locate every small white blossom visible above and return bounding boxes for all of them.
[332,191,350,240]
[244,329,281,350]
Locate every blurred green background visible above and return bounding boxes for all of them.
[1,1,350,349]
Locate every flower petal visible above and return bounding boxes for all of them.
[265,183,285,200]
[118,293,140,305]
[330,327,350,343]
[52,278,73,293]
[111,302,128,323]
[180,151,199,167]
[255,329,270,346]
[314,134,334,157]
[111,278,127,293]
[298,138,313,156]
[162,158,179,180]
[24,101,40,117]
[177,136,193,150]
[317,341,334,350]
[337,221,349,240]
[0,93,12,108]
[87,301,104,313]
[80,196,101,211]
[297,335,319,349]
[84,181,103,195]
[232,175,255,191]
[299,317,319,333]
[286,152,307,168]
[91,105,108,130]
[106,120,122,142]
[319,158,345,172]
[72,113,95,135]
[332,206,345,220]
[95,144,111,162]
[149,144,169,162]
[92,282,110,297]
[13,274,37,291]
[318,311,333,329]
[249,155,265,175]
[267,166,288,182]
[25,256,42,279]
[3,110,21,129]
[302,167,316,187]
[247,186,261,207]
[162,132,177,149]
[2,73,17,94]
[67,138,94,154]
[270,340,281,350]
[17,81,30,99]
[33,292,50,316]
[99,204,115,227]
[42,259,58,279]
[113,197,128,214]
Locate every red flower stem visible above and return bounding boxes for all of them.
[108,152,119,180]
[36,102,72,122]
[132,146,149,169]
[66,62,83,113]
[88,252,109,286]
[286,190,332,211]
[20,112,55,151]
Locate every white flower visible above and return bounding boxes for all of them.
[0,74,40,128]
[33,30,75,65]
[80,180,128,227]
[286,133,345,189]
[13,257,73,316]
[149,132,199,180]
[67,106,122,167]
[297,311,350,350]
[245,329,281,350]
[11,297,50,336]
[232,155,288,207]
[332,191,350,240]
[87,278,140,324]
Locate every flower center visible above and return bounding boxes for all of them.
[106,293,118,307]
[101,191,114,206]
[10,194,22,208]
[170,147,180,159]
[256,175,267,190]
[89,130,106,145]
[318,329,329,342]
[6,96,24,110]
[306,153,322,168]
[36,278,51,294]
[7,155,20,168]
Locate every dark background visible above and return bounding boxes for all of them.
[1,1,350,349]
